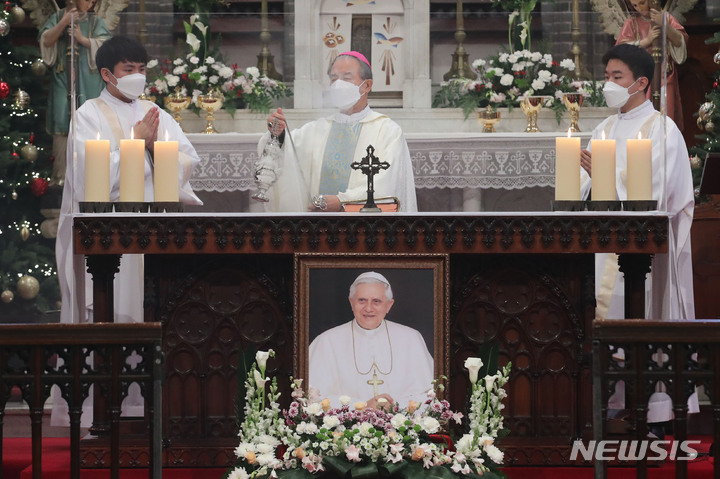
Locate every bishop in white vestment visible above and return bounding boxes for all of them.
[309,272,434,409]
[260,52,417,213]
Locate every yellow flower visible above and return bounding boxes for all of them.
[407,400,419,414]
[245,451,256,464]
[354,401,367,411]
[321,398,331,412]
[411,447,425,461]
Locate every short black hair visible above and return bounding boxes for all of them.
[95,36,148,74]
[602,44,654,93]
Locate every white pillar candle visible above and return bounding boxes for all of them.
[153,138,179,202]
[555,131,581,201]
[591,135,616,201]
[626,135,653,201]
[84,137,110,202]
[119,131,146,202]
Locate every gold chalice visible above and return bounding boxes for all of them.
[164,87,191,131]
[563,92,584,132]
[477,105,501,133]
[520,95,546,133]
[197,89,224,134]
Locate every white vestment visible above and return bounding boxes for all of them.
[52,89,202,426]
[580,100,695,320]
[56,88,202,325]
[309,319,433,408]
[259,107,418,212]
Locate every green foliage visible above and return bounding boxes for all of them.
[0,14,60,322]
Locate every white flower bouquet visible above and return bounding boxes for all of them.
[433,49,578,121]
[146,14,291,115]
[227,350,511,479]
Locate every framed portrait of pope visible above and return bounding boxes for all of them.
[295,253,448,409]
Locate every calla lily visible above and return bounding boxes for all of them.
[485,374,497,392]
[464,357,483,385]
[185,33,201,53]
[256,350,270,370]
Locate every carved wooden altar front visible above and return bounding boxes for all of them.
[72,213,668,467]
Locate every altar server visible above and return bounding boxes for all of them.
[56,35,202,325]
[580,44,694,321]
[309,272,434,409]
[260,51,417,212]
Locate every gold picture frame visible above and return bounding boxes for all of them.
[294,253,449,400]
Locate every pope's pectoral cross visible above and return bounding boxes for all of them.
[350,145,390,213]
[367,369,384,397]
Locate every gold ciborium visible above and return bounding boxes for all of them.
[563,92,584,132]
[477,105,501,133]
[197,89,224,134]
[164,88,191,131]
[520,95,546,133]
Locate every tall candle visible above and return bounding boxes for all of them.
[555,131,581,201]
[154,134,179,202]
[119,129,145,202]
[84,136,110,202]
[626,135,652,200]
[591,134,616,201]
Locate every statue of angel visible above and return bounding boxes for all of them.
[20,0,130,184]
[590,0,697,129]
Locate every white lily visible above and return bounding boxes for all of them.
[464,357,483,385]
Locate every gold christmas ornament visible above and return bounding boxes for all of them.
[20,144,38,162]
[1,290,13,303]
[21,226,29,241]
[12,89,30,110]
[16,275,40,300]
[9,5,25,24]
[705,121,715,133]
[31,59,47,76]
[699,102,715,121]
[690,155,702,170]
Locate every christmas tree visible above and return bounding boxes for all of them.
[690,32,720,197]
[0,2,60,322]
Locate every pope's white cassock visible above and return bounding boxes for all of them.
[258,106,418,212]
[582,100,697,423]
[580,100,695,321]
[309,319,433,408]
[53,88,202,426]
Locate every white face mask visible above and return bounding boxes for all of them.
[110,72,147,101]
[602,79,641,109]
[323,79,367,111]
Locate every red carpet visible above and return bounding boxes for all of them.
[3,438,715,479]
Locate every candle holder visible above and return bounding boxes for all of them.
[563,93,584,132]
[477,105,500,133]
[114,202,150,213]
[79,201,113,213]
[586,200,622,212]
[197,89,224,134]
[164,88,191,131]
[551,200,586,212]
[150,202,184,213]
[623,200,657,211]
[520,96,546,133]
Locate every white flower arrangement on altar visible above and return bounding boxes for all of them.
[145,14,291,115]
[226,350,511,479]
[433,49,578,120]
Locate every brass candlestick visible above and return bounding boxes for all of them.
[443,0,475,80]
